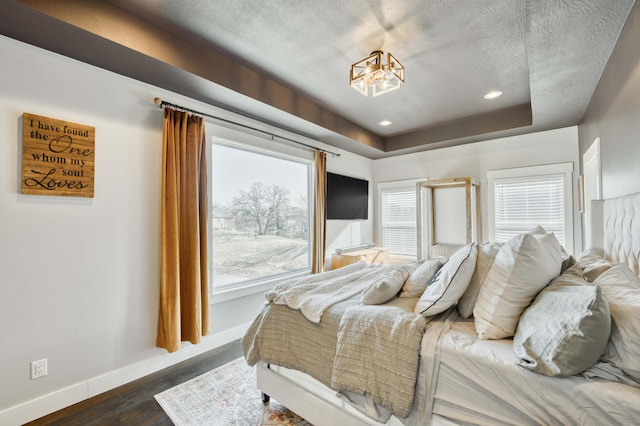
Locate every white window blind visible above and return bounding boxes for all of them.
[381,188,417,256]
[493,174,566,246]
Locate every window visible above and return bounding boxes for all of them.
[210,130,313,295]
[378,180,421,259]
[487,163,574,252]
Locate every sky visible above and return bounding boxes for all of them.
[211,143,309,205]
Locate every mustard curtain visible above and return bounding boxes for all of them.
[156,108,210,353]
[311,151,327,273]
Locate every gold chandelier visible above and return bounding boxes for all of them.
[350,50,405,97]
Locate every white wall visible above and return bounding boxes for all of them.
[325,152,375,265]
[0,32,579,424]
[0,35,374,425]
[578,2,640,199]
[373,126,582,252]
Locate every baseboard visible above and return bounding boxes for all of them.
[0,322,251,426]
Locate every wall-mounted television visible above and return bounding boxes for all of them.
[326,172,369,220]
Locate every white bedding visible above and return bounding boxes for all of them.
[265,260,384,323]
[253,191,640,426]
[255,306,640,426]
[429,317,640,425]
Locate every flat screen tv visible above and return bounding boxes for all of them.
[326,172,368,220]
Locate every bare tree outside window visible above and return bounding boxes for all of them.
[231,182,290,236]
[211,142,311,290]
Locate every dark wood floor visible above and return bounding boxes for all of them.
[26,340,244,426]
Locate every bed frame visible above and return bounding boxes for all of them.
[591,193,640,275]
[257,363,386,425]
[256,191,640,426]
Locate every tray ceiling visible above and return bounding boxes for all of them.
[1,0,635,158]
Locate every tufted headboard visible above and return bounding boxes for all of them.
[592,192,640,276]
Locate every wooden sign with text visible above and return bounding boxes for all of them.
[22,112,95,197]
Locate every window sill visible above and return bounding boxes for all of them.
[209,270,310,304]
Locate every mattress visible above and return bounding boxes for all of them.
[429,318,640,425]
[243,292,425,421]
[249,303,640,425]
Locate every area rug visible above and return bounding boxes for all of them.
[154,357,313,425]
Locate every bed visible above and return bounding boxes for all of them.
[242,191,640,425]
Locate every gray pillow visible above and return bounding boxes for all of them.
[594,263,640,382]
[513,264,611,377]
[578,247,613,282]
[399,257,446,298]
[361,265,412,305]
[560,254,577,275]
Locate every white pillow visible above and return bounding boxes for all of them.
[528,224,547,235]
[400,257,447,298]
[594,263,640,382]
[578,247,613,282]
[513,264,611,377]
[457,242,502,318]
[474,231,562,339]
[415,243,478,316]
[361,265,412,305]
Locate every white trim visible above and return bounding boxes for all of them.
[583,138,602,248]
[487,162,574,253]
[207,125,314,302]
[376,178,427,259]
[583,138,602,199]
[0,323,251,426]
[211,270,309,303]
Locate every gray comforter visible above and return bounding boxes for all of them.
[332,304,427,419]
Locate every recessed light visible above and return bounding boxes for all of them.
[379,120,392,126]
[484,90,502,100]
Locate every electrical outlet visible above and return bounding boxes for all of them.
[30,358,47,380]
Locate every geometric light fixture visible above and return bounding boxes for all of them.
[350,50,405,97]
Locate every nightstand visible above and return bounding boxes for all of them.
[331,247,389,270]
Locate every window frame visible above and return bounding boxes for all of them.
[206,123,315,303]
[487,162,574,253]
[377,178,425,261]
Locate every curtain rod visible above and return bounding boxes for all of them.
[153,98,340,157]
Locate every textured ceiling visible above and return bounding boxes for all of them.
[107,0,635,152]
[1,0,636,158]
[110,0,531,136]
